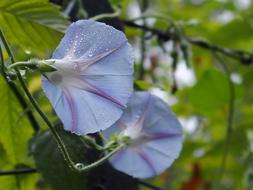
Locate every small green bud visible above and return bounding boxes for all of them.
[37,60,57,72]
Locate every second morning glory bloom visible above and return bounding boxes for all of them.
[42,20,134,135]
[104,91,183,179]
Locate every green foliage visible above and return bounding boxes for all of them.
[134,80,152,90]
[31,127,87,190]
[189,69,229,114]
[0,0,68,57]
[1,0,253,190]
[0,76,33,165]
[0,76,36,190]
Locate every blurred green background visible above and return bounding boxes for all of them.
[1,0,253,190]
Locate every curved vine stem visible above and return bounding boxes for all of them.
[211,53,235,189]
[136,179,164,190]
[123,20,253,65]
[0,30,39,132]
[0,29,124,173]
[0,168,36,176]
[90,5,121,21]
[0,167,164,190]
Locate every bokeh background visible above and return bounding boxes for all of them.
[0,0,253,190]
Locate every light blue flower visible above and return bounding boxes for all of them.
[104,91,183,179]
[42,20,134,135]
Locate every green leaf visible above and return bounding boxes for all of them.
[134,80,152,90]
[0,174,39,190]
[0,75,36,189]
[0,0,68,57]
[31,127,87,190]
[0,76,34,165]
[189,69,230,114]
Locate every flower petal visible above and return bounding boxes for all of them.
[82,42,133,76]
[42,20,134,135]
[42,78,124,134]
[143,94,182,136]
[83,74,133,107]
[109,147,154,178]
[52,20,128,61]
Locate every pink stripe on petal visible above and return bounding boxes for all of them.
[63,89,78,132]
[84,80,126,109]
[144,132,181,141]
[69,77,126,108]
[137,149,157,176]
[145,144,173,158]
[127,93,151,135]
[79,43,127,72]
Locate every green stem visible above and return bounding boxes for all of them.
[0,31,39,132]
[7,61,36,70]
[81,135,105,151]
[0,168,36,176]
[75,144,124,172]
[18,75,78,170]
[81,136,116,151]
[211,53,235,189]
[137,0,148,80]
[129,13,174,25]
[77,0,87,19]
[123,20,253,65]
[0,29,125,173]
[89,6,121,21]
[136,179,164,190]
[98,132,108,143]
[0,29,77,170]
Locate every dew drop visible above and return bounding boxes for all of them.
[75,163,84,170]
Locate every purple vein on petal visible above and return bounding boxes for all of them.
[144,132,181,141]
[145,144,174,158]
[137,149,157,176]
[83,41,127,69]
[53,89,63,108]
[80,94,99,129]
[84,80,126,109]
[133,93,151,128]
[63,89,78,132]
[79,42,127,72]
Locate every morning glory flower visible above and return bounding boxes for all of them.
[104,91,183,179]
[42,20,134,135]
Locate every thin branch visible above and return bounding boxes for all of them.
[137,0,148,80]
[136,179,164,190]
[123,20,253,65]
[0,168,37,176]
[0,168,165,190]
[123,20,171,41]
[211,53,235,190]
[0,30,77,172]
[0,31,40,132]
[90,5,121,21]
